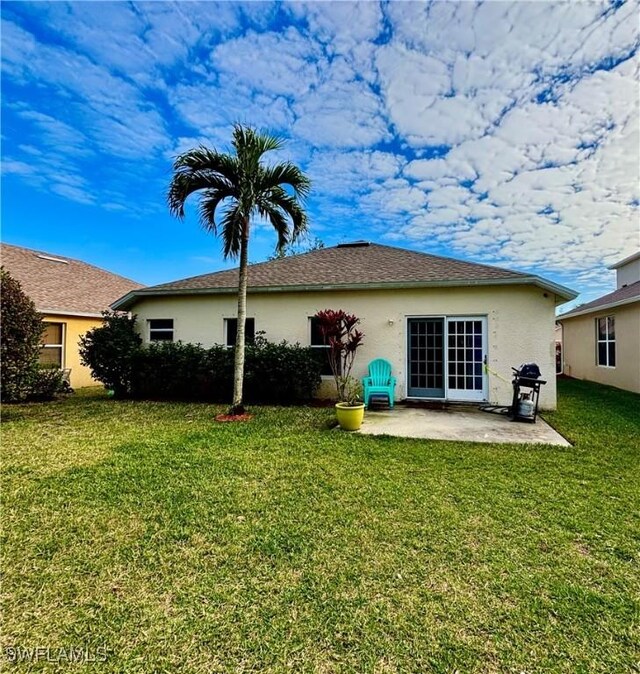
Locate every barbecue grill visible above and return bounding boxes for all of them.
[510,363,546,423]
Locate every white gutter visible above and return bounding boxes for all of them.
[39,308,105,319]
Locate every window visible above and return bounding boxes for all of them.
[309,316,337,376]
[149,319,174,342]
[225,318,255,347]
[596,316,615,367]
[40,322,64,367]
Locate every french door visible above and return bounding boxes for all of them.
[407,316,487,402]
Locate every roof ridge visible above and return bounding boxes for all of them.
[146,241,529,292]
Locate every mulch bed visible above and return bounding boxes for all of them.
[215,413,253,423]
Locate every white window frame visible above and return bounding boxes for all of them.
[40,321,65,368]
[224,317,255,347]
[596,316,615,368]
[148,319,174,342]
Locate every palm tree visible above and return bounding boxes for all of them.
[167,124,310,415]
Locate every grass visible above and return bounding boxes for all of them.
[1,378,639,673]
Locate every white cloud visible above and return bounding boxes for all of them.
[293,77,389,148]
[307,150,402,196]
[211,27,323,98]
[290,1,383,55]
[2,17,170,159]
[1,0,638,298]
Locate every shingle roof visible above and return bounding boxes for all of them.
[151,242,530,290]
[558,280,640,319]
[112,242,577,309]
[1,242,144,316]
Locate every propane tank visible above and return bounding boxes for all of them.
[518,393,534,419]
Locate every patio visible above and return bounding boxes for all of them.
[359,404,570,446]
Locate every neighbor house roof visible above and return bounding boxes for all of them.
[557,280,640,320]
[608,250,640,269]
[112,242,576,310]
[1,242,144,317]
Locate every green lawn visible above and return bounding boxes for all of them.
[2,379,639,673]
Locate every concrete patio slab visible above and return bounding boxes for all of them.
[358,405,570,446]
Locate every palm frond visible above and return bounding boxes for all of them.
[232,124,284,167]
[257,201,290,251]
[266,187,309,241]
[198,188,236,234]
[219,205,246,259]
[167,171,235,219]
[257,162,311,200]
[173,148,241,183]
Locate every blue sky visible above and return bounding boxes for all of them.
[2,1,638,307]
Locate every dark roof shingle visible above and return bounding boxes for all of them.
[1,243,143,315]
[149,243,529,291]
[558,280,640,319]
[113,242,576,309]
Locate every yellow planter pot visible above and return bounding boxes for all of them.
[335,402,365,431]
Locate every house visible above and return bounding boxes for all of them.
[557,251,640,394]
[112,242,577,409]
[1,243,143,388]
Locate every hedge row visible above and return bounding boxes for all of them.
[129,338,322,404]
[80,315,323,404]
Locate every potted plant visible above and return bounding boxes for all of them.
[335,376,365,431]
[313,309,365,431]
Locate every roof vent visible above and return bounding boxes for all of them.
[337,241,370,248]
[36,254,69,264]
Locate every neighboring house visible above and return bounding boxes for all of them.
[557,251,640,394]
[1,243,143,388]
[554,322,563,375]
[112,242,576,410]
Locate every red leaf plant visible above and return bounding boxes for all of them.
[313,309,365,403]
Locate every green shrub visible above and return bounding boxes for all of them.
[244,334,322,404]
[28,367,72,401]
[79,312,142,398]
[1,269,44,402]
[81,315,322,404]
[129,337,321,404]
[130,342,234,402]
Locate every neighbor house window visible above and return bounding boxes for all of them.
[149,319,174,342]
[40,322,64,367]
[309,316,337,376]
[596,316,615,367]
[225,318,255,347]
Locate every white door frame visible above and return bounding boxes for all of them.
[405,314,488,402]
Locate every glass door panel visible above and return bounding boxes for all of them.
[407,318,445,398]
[446,317,487,402]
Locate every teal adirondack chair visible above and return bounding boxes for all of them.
[363,358,396,408]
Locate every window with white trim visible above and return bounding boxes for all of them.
[596,316,615,367]
[309,316,337,376]
[40,322,64,367]
[149,319,174,342]
[225,318,255,347]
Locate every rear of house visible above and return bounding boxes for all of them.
[558,251,640,394]
[1,243,143,389]
[113,242,576,409]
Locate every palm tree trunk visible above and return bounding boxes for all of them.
[230,218,250,415]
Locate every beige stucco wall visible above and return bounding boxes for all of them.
[43,314,102,389]
[130,284,560,409]
[560,302,640,393]
[616,258,640,288]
